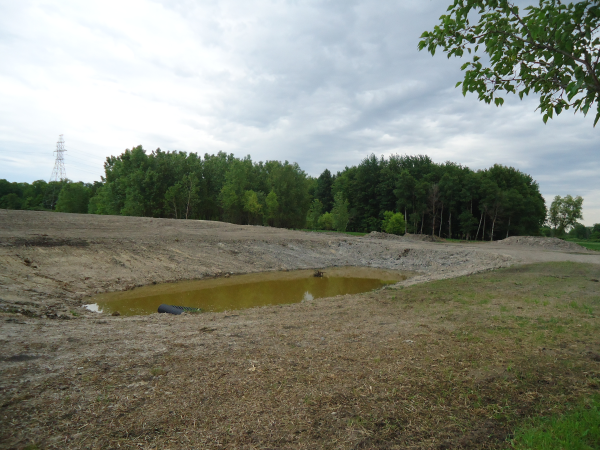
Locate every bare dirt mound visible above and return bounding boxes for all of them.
[498,236,589,252]
[404,233,445,243]
[365,232,445,242]
[364,231,404,240]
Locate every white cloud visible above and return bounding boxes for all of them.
[0,0,597,224]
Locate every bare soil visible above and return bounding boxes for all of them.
[497,236,592,252]
[1,210,599,449]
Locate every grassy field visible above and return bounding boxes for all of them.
[379,261,600,448]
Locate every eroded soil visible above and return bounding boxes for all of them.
[1,210,600,449]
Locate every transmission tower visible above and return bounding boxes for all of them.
[46,135,68,209]
[49,135,67,182]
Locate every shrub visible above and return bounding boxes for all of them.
[318,212,334,230]
[382,211,406,235]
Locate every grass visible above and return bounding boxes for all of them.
[386,262,600,445]
[511,396,600,449]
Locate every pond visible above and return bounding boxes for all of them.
[84,266,412,316]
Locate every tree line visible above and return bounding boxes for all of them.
[0,178,102,213]
[1,147,553,240]
[312,154,547,240]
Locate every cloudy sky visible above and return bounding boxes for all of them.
[1,0,598,224]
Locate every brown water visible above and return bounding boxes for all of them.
[85,267,412,316]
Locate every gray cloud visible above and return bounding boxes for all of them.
[0,0,597,224]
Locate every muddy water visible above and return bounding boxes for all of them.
[86,267,412,316]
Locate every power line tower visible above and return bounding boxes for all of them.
[46,135,68,209]
[50,135,67,182]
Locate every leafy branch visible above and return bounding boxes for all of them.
[419,0,600,125]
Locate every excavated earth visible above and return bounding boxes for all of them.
[1,210,599,449]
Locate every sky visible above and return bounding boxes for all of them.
[0,0,598,225]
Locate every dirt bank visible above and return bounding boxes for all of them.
[1,210,599,449]
[3,210,597,318]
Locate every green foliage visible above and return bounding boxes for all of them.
[330,155,546,239]
[55,182,93,214]
[164,174,200,219]
[592,223,600,241]
[219,157,254,223]
[306,199,323,230]
[0,179,55,210]
[318,212,334,230]
[265,160,311,229]
[511,396,600,449]
[419,0,600,125]
[265,190,279,226]
[569,222,590,240]
[459,210,479,239]
[85,147,310,228]
[0,192,22,210]
[243,190,262,225]
[88,184,115,214]
[330,192,350,232]
[381,211,406,235]
[0,179,100,213]
[548,195,584,235]
[1,149,547,240]
[315,169,335,212]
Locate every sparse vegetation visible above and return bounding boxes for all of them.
[149,367,164,377]
[2,261,599,448]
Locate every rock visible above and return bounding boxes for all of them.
[111,311,121,316]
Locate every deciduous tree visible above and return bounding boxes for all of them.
[419,0,600,125]
[548,194,584,234]
[306,199,323,230]
[331,192,350,232]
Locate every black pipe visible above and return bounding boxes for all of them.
[158,304,202,315]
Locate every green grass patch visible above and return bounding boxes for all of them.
[564,239,600,252]
[511,396,600,449]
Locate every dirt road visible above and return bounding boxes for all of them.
[1,210,599,449]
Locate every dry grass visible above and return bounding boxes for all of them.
[2,262,600,449]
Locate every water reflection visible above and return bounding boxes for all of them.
[302,291,314,302]
[85,266,412,316]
